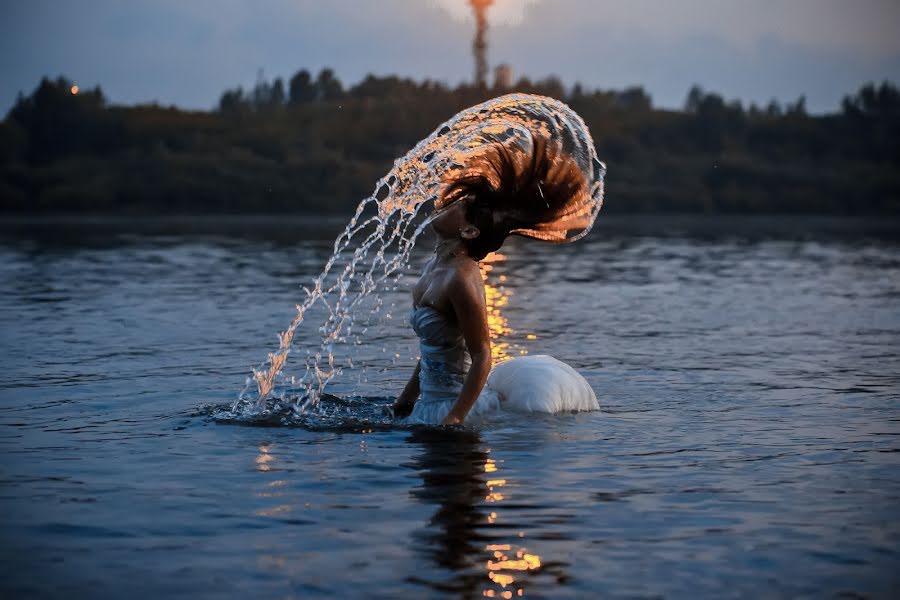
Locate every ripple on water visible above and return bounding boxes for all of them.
[0,217,898,597]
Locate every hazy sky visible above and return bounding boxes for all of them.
[2,0,899,115]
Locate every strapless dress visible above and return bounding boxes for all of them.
[402,305,599,424]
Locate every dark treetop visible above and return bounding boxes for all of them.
[1,71,898,214]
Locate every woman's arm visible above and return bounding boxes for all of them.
[441,266,492,425]
[393,360,421,418]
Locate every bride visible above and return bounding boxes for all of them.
[393,137,601,425]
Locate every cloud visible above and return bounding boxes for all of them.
[1,0,898,114]
[490,0,900,111]
[431,0,541,26]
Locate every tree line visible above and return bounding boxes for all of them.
[1,70,898,214]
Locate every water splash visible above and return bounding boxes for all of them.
[231,93,606,417]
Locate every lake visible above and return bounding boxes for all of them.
[1,215,898,598]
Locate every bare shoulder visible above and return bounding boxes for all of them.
[448,257,481,284]
[447,259,485,302]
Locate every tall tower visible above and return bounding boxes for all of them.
[469,0,494,87]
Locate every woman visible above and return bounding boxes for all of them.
[393,138,600,424]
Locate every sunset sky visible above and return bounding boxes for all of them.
[2,0,899,114]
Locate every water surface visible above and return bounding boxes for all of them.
[1,215,898,598]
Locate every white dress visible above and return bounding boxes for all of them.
[402,306,599,424]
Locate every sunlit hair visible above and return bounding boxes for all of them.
[441,137,590,261]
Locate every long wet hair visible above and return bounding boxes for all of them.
[441,137,590,261]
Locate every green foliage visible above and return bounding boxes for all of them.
[1,72,898,214]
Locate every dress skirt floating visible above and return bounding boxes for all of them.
[404,353,599,424]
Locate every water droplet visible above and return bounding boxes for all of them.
[235,93,604,417]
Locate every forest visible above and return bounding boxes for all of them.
[1,70,898,214]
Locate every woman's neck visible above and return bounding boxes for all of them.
[434,238,469,262]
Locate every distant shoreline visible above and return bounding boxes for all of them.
[3,77,899,216]
[2,213,897,241]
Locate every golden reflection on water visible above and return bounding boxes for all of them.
[409,429,555,598]
[256,444,274,472]
[255,503,293,517]
[478,451,543,599]
[480,252,535,362]
[254,444,295,516]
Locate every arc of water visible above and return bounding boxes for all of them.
[235,94,605,415]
